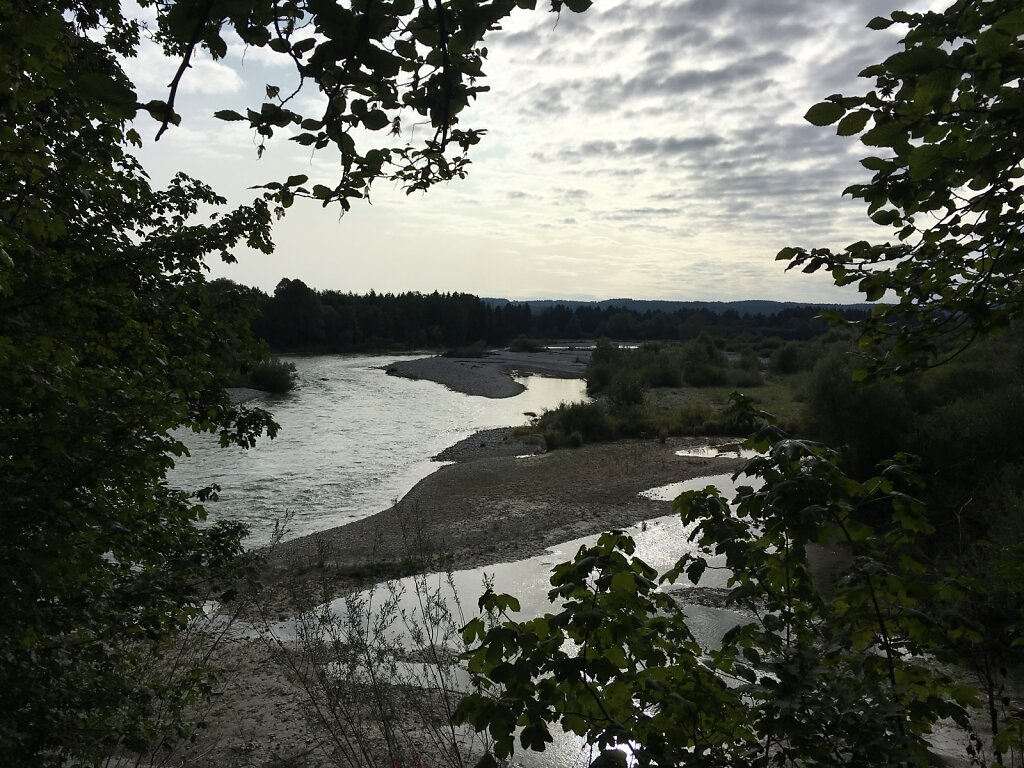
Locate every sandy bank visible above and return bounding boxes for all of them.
[184,434,745,768]
[268,436,741,580]
[383,347,591,398]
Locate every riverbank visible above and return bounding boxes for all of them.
[263,435,741,597]
[383,347,591,398]
[160,430,743,768]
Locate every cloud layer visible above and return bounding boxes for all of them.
[137,0,927,302]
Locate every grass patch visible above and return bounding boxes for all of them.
[508,335,545,353]
[645,373,808,432]
[527,373,808,450]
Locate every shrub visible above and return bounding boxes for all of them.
[802,348,911,475]
[443,340,490,357]
[247,358,298,393]
[508,335,544,353]
[607,372,646,408]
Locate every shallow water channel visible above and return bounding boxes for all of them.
[259,470,747,643]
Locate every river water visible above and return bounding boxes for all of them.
[182,354,753,766]
[170,355,588,546]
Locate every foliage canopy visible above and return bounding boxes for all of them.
[1,0,585,763]
[781,0,1024,376]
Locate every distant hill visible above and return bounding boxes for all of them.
[481,297,869,316]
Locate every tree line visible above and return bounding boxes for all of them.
[243,276,866,352]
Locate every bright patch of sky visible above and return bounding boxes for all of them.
[127,0,933,303]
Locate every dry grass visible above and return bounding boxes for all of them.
[645,372,809,432]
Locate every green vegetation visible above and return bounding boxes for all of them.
[243,357,298,394]
[443,340,491,358]
[586,336,765,395]
[1,5,280,760]
[250,278,860,353]
[7,0,1024,765]
[507,334,546,353]
[531,335,814,448]
[456,4,1024,767]
[1,0,585,764]
[783,1,1024,378]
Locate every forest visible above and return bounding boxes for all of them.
[246,277,862,351]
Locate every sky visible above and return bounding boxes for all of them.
[126,0,935,303]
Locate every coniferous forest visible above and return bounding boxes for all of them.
[241,276,866,352]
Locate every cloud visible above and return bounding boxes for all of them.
[183,57,244,94]
[127,42,243,96]
[599,207,680,221]
[142,0,936,302]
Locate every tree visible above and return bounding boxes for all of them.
[0,0,587,763]
[458,419,976,767]
[781,0,1024,376]
[1,8,283,764]
[144,0,592,211]
[455,2,1024,766]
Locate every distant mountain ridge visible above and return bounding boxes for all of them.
[481,297,869,316]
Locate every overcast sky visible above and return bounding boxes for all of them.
[128,0,934,303]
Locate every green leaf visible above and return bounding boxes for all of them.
[861,120,906,148]
[473,753,500,768]
[804,101,846,126]
[836,109,871,136]
[885,46,949,76]
[141,99,181,126]
[866,16,893,30]
[213,109,246,122]
[362,109,391,131]
[590,750,628,768]
[860,156,888,171]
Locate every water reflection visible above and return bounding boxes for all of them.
[674,444,758,460]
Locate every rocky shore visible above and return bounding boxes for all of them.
[191,429,744,768]
[261,349,738,595]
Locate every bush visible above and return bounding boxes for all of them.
[444,340,490,357]
[509,335,544,353]
[247,358,297,393]
[802,348,912,475]
[607,372,646,408]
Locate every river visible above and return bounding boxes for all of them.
[170,354,588,546]
[183,354,750,767]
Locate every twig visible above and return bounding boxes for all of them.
[155,0,215,141]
